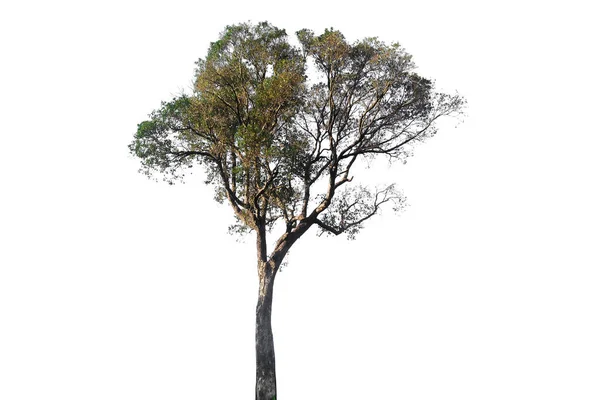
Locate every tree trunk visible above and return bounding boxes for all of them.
[255,261,277,400]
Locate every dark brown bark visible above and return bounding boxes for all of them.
[255,261,277,400]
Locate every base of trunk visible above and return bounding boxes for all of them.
[256,374,276,400]
[255,263,277,400]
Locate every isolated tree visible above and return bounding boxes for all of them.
[129,21,464,400]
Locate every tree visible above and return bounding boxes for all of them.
[129,21,464,400]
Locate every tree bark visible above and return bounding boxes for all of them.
[255,261,277,400]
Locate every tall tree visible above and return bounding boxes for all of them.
[130,21,464,400]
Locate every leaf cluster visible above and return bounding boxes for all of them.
[130,22,464,262]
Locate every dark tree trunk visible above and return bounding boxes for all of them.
[255,261,277,400]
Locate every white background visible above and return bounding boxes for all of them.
[1,0,599,399]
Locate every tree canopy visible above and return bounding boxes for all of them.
[130,21,464,247]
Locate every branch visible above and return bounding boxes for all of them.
[213,157,254,227]
[315,184,405,239]
[314,218,343,235]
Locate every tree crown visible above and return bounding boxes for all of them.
[130,21,464,251]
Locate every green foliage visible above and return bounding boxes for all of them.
[130,21,464,237]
